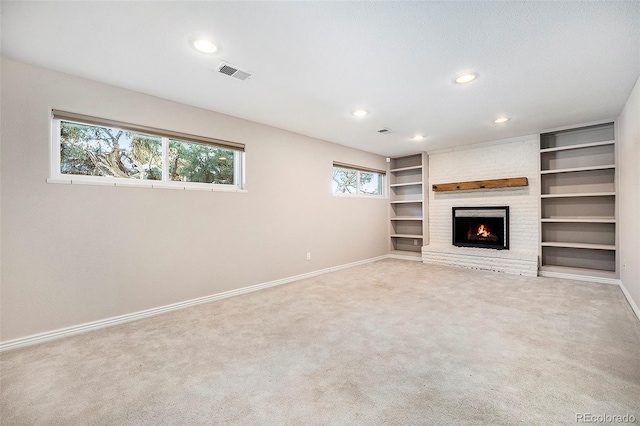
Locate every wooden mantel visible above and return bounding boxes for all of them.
[431,177,528,192]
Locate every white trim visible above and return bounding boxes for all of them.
[109,180,153,189]
[46,178,80,185]
[234,150,242,190]
[619,280,640,322]
[162,137,169,183]
[332,193,385,199]
[51,118,61,178]
[389,253,422,262]
[539,270,620,286]
[68,179,115,187]
[240,150,246,190]
[0,255,389,352]
[46,178,248,193]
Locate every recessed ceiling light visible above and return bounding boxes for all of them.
[411,135,426,141]
[494,117,510,123]
[351,109,369,117]
[454,73,478,84]
[193,38,217,53]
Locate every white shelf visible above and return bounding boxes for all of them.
[390,165,422,173]
[539,265,617,280]
[391,234,424,239]
[390,181,422,187]
[390,200,422,204]
[540,140,615,153]
[540,192,615,198]
[390,217,423,221]
[540,164,615,175]
[541,217,615,223]
[541,242,615,250]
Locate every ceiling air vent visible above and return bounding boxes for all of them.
[216,62,252,81]
[377,128,393,134]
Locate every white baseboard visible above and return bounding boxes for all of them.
[388,254,422,262]
[538,271,621,286]
[0,255,389,352]
[619,280,640,322]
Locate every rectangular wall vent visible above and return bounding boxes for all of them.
[216,63,252,81]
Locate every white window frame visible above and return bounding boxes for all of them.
[332,163,385,198]
[49,114,246,192]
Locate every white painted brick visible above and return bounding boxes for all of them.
[423,137,539,276]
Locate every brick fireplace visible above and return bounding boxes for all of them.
[422,136,539,276]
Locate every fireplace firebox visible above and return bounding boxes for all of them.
[452,206,509,250]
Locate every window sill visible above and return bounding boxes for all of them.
[332,193,385,199]
[46,178,247,193]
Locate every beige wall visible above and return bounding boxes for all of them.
[0,58,389,342]
[618,74,640,313]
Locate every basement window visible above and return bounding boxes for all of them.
[50,111,245,191]
[332,162,384,197]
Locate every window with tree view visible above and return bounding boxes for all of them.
[332,165,383,196]
[168,139,234,184]
[60,121,164,180]
[53,113,244,189]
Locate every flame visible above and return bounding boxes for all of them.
[477,224,491,237]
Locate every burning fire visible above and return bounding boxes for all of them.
[466,223,493,240]
[476,224,491,237]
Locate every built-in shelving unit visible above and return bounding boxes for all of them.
[539,122,617,280]
[388,153,427,260]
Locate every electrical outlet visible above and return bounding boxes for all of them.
[414,239,418,246]
[306,252,311,261]
[623,258,627,270]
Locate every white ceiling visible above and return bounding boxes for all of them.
[2,1,639,156]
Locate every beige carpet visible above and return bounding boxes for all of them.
[1,259,639,425]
